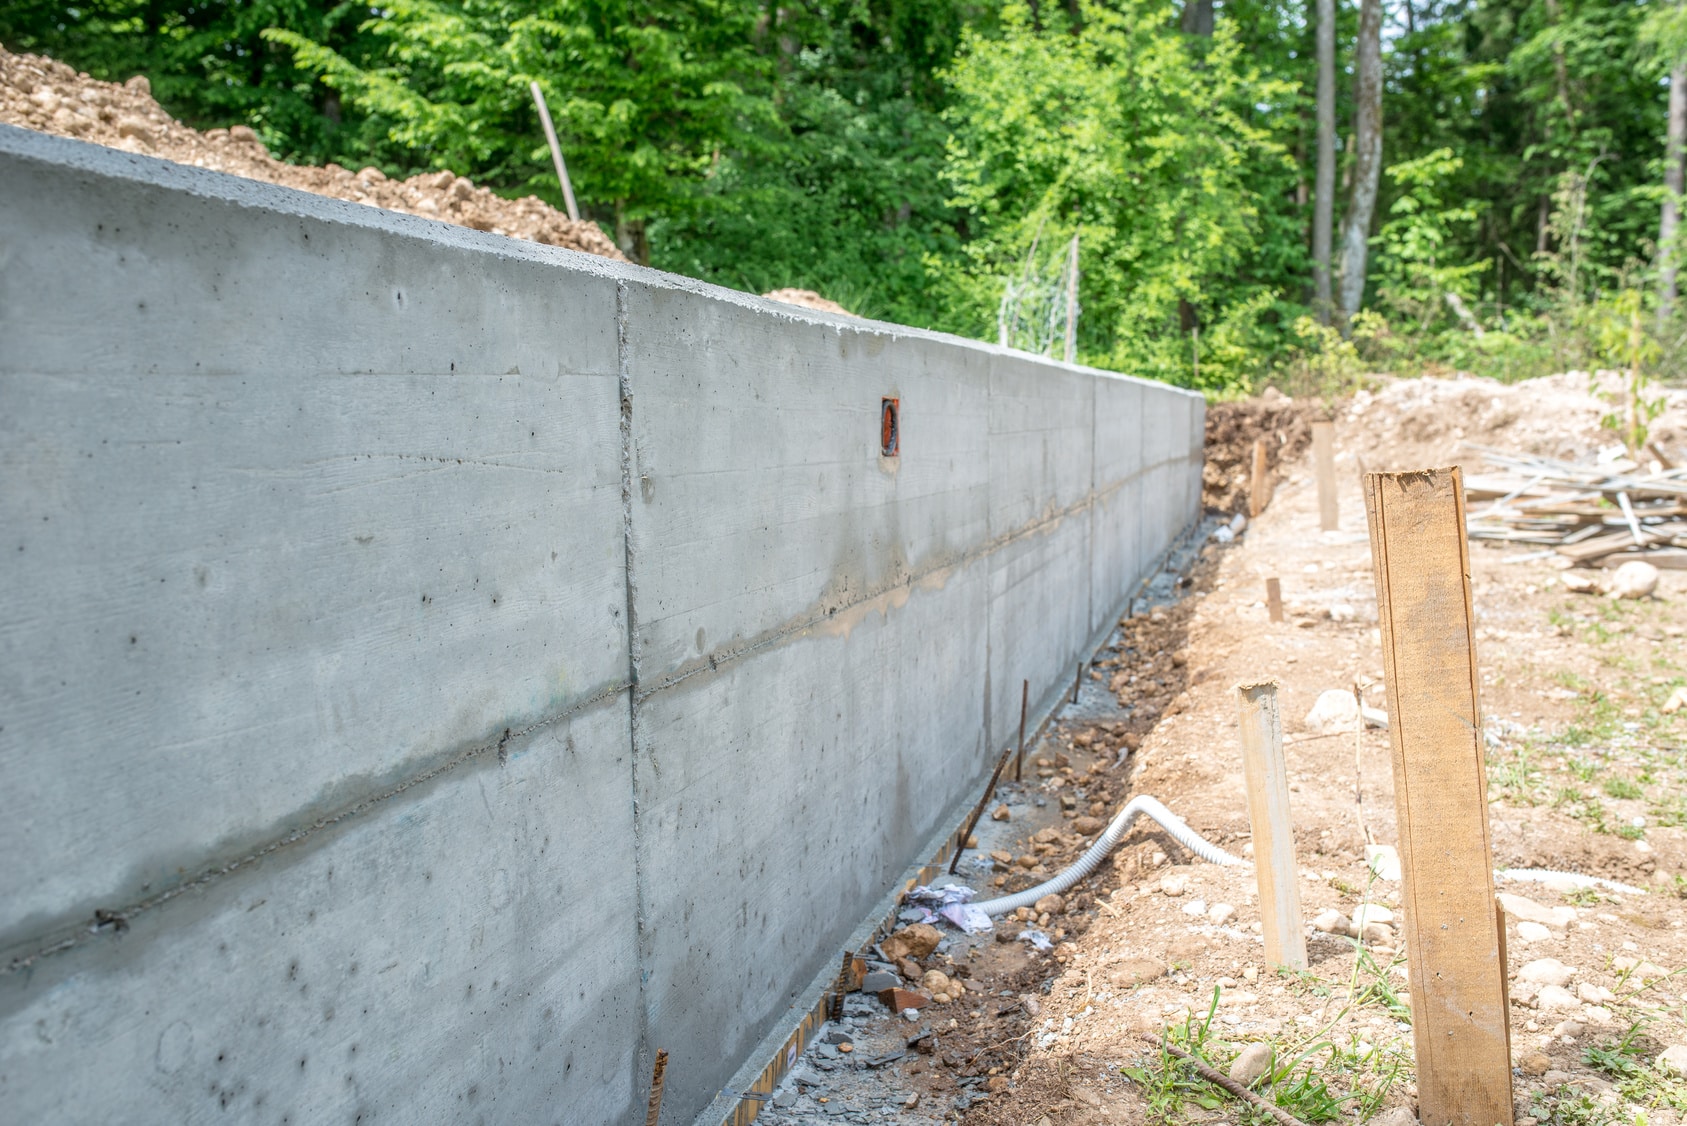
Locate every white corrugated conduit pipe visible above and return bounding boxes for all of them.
[964,796,1646,921]
[970,795,1244,917]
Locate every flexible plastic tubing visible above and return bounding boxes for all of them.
[964,797,1646,921]
[970,794,1244,917]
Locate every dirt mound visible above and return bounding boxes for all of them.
[0,45,625,261]
[1343,370,1687,470]
[762,288,855,316]
[1202,392,1318,514]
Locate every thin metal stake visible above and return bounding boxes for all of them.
[949,742,1015,875]
[1072,661,1082,704]
[529,81,580,222]
[1014,679,1029,781]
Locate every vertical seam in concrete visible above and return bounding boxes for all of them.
[616,278,654,1108]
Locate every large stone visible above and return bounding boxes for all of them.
[1107,958,1167,987]
[1304,688,1362,735]
[1034,894,1066,917]
[860,970,900,994]
[1072,816,1105,836]
[1659,1045,1687,1076]
[1313,908,1350,934]
[1228,1042,1273,1087]
[1498,893,1577,929]
[1516,920,1554,943]
[1611,560,1660,600]
[1517,958,1576,987]
[1365,844,1402,881]
[878,987,932,1013]
[1351,903,1395,929]
[881,924,942,963]
[1536,984,1579,1011]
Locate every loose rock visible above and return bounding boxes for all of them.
[1072,815,1104,836]
[1516,920,1553,943]
[1034,894,1065,916]
[1107,958,1167,987]
[1536,984,1579,1010]
[1160,873,1190,897]
[1497,893,1577,929]
[1659,1044,1687,1076]
[1227,1042,1273,1087]
[881,924,941,962]
[1517,958,1576,987]
[1304,688,1362,735]
[1208,902,1237,925]
[1313,908,1350,934]
[1610,560,1660,600]
[992,805,1011,822]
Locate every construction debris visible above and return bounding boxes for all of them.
[1463,445,1687,569]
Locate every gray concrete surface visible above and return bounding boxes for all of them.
[0,124,1203,1124]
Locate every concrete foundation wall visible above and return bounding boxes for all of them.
[0,125,1203,1124]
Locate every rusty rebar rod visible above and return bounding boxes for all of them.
[1013,679,1028,781]
[644,1048,668,1126]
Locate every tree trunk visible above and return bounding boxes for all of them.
[1313,0,1336,324]
[1181,0,1214,36]
[1338,0,1383,326]
[1661,63,1687,325]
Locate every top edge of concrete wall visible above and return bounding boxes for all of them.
[0,123,1201,402]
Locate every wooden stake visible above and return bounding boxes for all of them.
[1249,437,1271,518]
[1265,577,1284,623]
[644,1048,669,1126]
[1312,420,1339,531]
[1235,681,1307,971]
[1363,467,1513,1126]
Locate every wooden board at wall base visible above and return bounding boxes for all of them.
[1363,467,1513,1126]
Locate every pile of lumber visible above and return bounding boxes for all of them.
[1462,446,1687,569]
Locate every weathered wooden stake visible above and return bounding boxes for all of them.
[1236,681,1308,971]
[1249,437,1271,518]
[1364,467,1513,1126]
[1312,420,1339,531]
[1265,577,1284,623]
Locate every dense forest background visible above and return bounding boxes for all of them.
[4,0,1686,394]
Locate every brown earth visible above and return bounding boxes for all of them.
[1203,391,1320,515]
[0,44,626,260]
[777,373,1687,1126]
[950,373,1687,1126]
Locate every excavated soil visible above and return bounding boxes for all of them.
[952,374,1687,1126]
[0,43,858,320]
[765,373,1687,1126]
[1203,394,1319,515]
[0,45,627,259]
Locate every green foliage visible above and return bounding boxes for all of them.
[5,0,1687,385]
[934,0,1301,391]
[263,0,777,252]
[1373,148,1489,339]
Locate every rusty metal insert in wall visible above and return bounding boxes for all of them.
[880,398,899,457]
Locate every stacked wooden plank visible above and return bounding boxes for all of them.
[1462,445,1687,569]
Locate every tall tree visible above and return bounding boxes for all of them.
[1182,0,1215,36]
[1338,0,1383,324]
[1663,63,1686,323]
[1313,0,1336,322]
